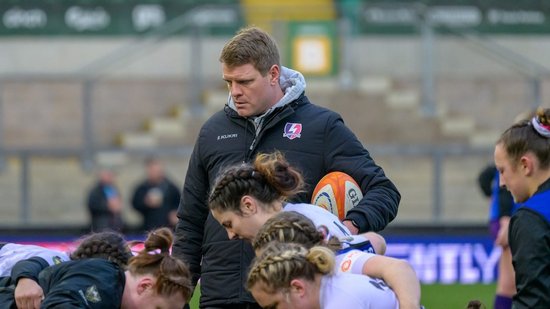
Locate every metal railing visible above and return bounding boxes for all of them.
[416,8,550,116]
[0,144,493,226]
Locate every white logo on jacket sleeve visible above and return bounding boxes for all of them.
[79,285,102,305]
[283,123,302,140]
[85,285,102,303]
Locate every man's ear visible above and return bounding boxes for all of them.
[269,65,280,85]
[240,195,257,216]
[137,277,154,295]
[289,279,306,297]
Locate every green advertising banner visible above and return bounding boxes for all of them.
[341,0,550,35]
[2,1,550,36]
[0,0,243,36]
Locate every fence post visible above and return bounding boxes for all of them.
[20,152,30,223]
[0,81,5,172]
[189,25,204,115]
[420,11,437,117]
[433,149,443,221]
[339,16,354,90]
[531,77,541,110]
[82,80,95,170]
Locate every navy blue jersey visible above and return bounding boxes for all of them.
[0,258,125,309]
[509,179,550,309]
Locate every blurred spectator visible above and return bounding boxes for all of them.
[86,168,124,232]
[131,157,180,231]
[478,164,516,309]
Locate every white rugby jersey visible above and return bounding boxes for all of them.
[283,203,374,251]
[0,243,69,277]
[320,273,399,309]
[283,203,351,238]
[335,249,376,275]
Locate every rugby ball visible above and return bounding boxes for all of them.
[311,172,363,220]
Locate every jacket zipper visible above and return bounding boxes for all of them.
[245,106,295,161]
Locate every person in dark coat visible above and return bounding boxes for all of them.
[86,168,124,232]
[478,164,516,309]
[131,157,180,231]
[172,26,401,308]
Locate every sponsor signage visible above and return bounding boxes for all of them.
[2,1,549,36]
[14,234,500,284]
[385,235,500,284]
[0,1,242,36]
[344,1,550,34]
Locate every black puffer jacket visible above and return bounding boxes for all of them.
[0,259,125,308]
[509,178,550,309]
[173,93,400,307]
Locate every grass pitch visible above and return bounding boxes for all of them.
[188,283,497,308]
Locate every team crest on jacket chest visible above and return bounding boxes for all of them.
[283,123,302,140]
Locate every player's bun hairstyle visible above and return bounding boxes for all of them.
[128,228,193,302]
[247,242,334,292]
[209,151,304,213]
[70,231,132,268]
[498,107,550,169]
[252,211,341,252]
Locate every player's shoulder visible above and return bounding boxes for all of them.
[321,274,374,305]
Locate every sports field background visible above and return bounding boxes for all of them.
[188,283,496,308]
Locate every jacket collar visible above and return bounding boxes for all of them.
[226,66,306,117]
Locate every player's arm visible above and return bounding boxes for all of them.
[362,255,421,309]
[39,271,121,309]
[11,257,49,284]
[11,257,49,309]
[324,115,401,232]
[15,278,43,309]
[360,232,386,255]
[172,141,209,287]
[495,215,511,247]
[336,250,420,309]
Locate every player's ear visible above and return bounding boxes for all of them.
[240,195,257,215]
[289,279,306,297]
[520,154,535,176]
[137,277,154,295]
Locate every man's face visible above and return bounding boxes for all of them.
[222,63,278,118]
[494,143,529,203]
